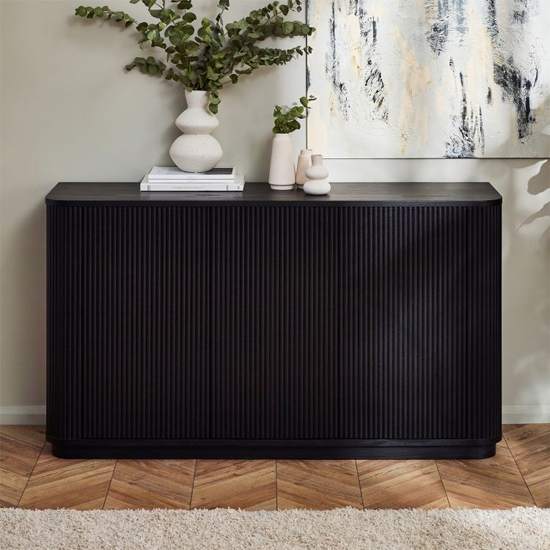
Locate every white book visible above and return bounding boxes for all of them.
[140,175,245,192]
[148,178,239,184]
[148,166,236,181]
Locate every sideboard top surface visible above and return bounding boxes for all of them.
[46,182,502,207]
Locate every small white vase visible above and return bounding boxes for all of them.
[303,179,331,195]
[304,155,331,195]
[295,149,313,186]
[305,154,329,180]
[169,90,223,173]
[268,134,295,190]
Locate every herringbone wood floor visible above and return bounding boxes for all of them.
[1,425,548,510]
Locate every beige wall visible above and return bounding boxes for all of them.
[1,1,549,423]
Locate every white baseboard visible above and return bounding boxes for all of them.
[0,406,46,425]
[502,405,550,424]
[1,405,549,426]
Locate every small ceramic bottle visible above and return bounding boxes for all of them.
[268,134,295,190]
[295,149,313,186]
[303,155,331,195]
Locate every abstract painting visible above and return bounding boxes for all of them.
[306,1,550,158]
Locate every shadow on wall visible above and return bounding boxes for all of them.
[501,149,550,407]
[522,158,550,247]
[521,100,550,247]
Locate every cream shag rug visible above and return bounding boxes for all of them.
[1,507,549,550]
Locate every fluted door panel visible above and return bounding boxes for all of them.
[47,204,501,443]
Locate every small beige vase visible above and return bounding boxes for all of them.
[295,149,313,186]
[169,90,223,173]
[268,134,295,190]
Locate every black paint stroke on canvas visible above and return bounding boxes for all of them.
[320,0,387,122]
[446,67,485,157]
[325,1,350,120]
[485,0,539,140]
[354,2,388,120]
[425,0,468,55]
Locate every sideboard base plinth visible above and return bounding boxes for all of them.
[49,437,499,460]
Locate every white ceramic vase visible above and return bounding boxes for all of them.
[268,134,295,190]
[303,154,331,195]
[169,90,223,173]
[295,149,313,186]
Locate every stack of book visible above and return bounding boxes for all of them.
[140,166,245,192]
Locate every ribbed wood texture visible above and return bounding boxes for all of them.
[47,204,501,444]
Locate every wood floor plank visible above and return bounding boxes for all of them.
[104,460,196,510]
[3,424,548,511]
[357,460,449,509]
[437,441,535,509]
[277,460,363,510]
[0,426,45,507]
[503,424,550,508]
[191,460,276,510]
[18,443,115,510]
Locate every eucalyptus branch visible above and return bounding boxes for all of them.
[125,56,167,76]
[74,0,314,113]
[75,5,137,27]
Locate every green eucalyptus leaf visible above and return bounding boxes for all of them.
[182,12,197,22]
[282,21,293,35]
[185,41,199,53]
[169,31,183,45]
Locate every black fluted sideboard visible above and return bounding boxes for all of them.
[46,182,502,459]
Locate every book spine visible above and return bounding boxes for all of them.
[147,179,238,184]
[148,177,235,181]
[141,183,244,192]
